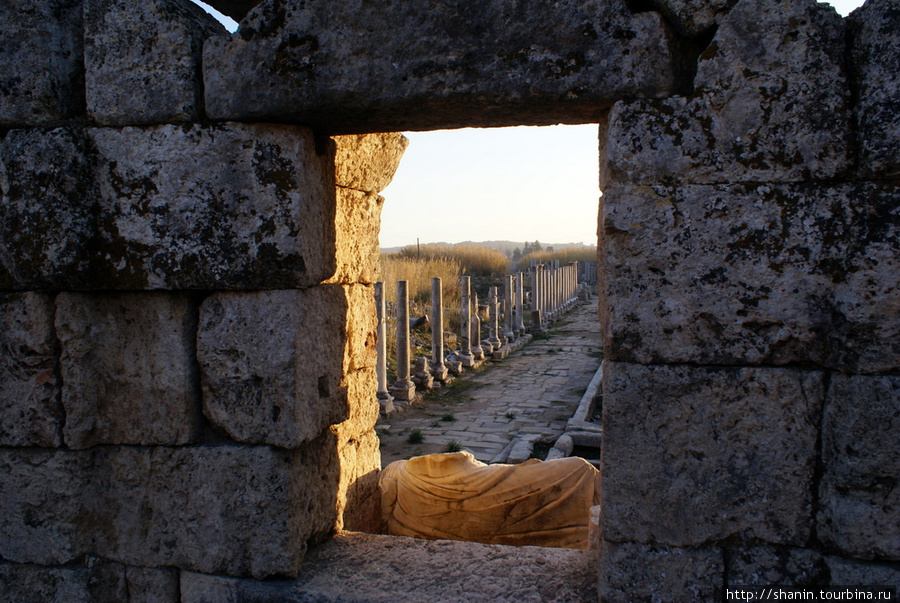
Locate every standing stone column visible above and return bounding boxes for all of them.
[389,280,416,402]
[503,275,515,342]
[374,282,394,414]
[516,272,526,336]
[488,286,502,349]
[459,276,474,368]
[472,292,486,361]
[532,266,545,334]
[429,277,449,382]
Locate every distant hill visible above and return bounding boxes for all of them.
[381,240,595,256]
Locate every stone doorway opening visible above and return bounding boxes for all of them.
[360,124,604,550]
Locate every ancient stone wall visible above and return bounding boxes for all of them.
[597,0,899,598]
[0,0,897,600]
[1,0,404,597]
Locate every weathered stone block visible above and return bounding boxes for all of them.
[0,293,62,447]
[204,0,680,132]
[849,0,900,180]
[90,122,335,289]
[84,0,224,125]
[727,546,827,586]
[0,128,96,290]
[601,0,850,187]
[0,562,95,603]
[831,184,900,374]
[198,285,375,448]
[327,188,383,284]
[333,133,409,194]
[0,559,181,602]
[55,292,202,449]
[642,0,735,38]
[598,541,723,602]
[826,556,900,590]
[0,0,84,126]
[599,183,900,371]
[818,374,900,560]
[0,449,91,565]
[93,441,339,579]
[125,565,180,603]
[600,361,823,547]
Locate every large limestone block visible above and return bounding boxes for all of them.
[198,285,376,448]
[90,123,335,289]
[826,557,900,590]
[598,183,900,371]
[204,0,679,132]
[598,541,723,602]
[831,184,900,374]
[0,449,91,565]
[727,546,827,586]
[93,442,339,578]
[818,374,900,560]
[642,0,735,38]
[0,559,173,603]
[0,0,84,126]
[328,188,383,284]
[84,0,224,125]
[333,133,409,194]
[601,0,850,187]
[849,0,900,180]
[0,563,95,603]
[55,292,202,449]
[0,128,96,290]
[600,361,823,547]
[181,531,598,603]
[0,293,62,447]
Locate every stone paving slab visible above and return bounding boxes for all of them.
[378,302,602,465]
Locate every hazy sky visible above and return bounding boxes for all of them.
[193,0,866,249]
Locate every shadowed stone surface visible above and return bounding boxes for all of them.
[0,128,96,290]
[598,541,723,602]
[0,0,84,126]
[598,183,900,372]
[181,532,598,602]
[0,449,91,565]
[0,293,61,447]
[91,443,337,579]
[826,556,900,590]
[600,0,850,187]
[198,285,375,448]
[643,0,736,38]
[849,0,900,180]
[818,374,900,561]
[0,560,179,603]
[55,292,202,449]
[726,546,828,586]
[84,0,224,125]
[601,361,823,547]
[90,123,335,289]
[1,443,344,579]
[204,0,680,132]
[204,0,259,21]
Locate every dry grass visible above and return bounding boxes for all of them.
[393,243,511,276]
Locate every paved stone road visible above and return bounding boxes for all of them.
[377,301,602,465]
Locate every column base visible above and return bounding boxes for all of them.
[388,379,416,402]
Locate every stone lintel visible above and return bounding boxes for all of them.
[203,0,679,132]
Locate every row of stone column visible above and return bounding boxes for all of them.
[529,262,579,333]
[374,267,579,412]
